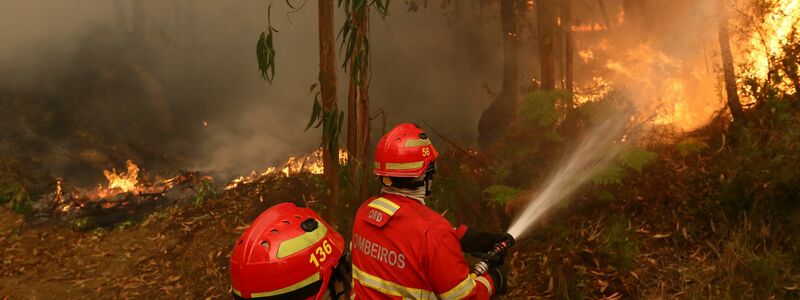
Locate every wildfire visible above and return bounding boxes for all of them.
[54,160,205,213]
[571,38,715,131]
[224,149,349,190]
[103,160,140,193]
[742,0,800,95]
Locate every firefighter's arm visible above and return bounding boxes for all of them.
[424,224,495,299]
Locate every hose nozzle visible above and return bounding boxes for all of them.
[471,233,515,275]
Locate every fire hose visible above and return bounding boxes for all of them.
[471,233,515,276]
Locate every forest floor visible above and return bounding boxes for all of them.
[2,116,800,299]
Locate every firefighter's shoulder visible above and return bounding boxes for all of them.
[362,196,401,227]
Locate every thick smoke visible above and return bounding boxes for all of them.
[0,1,502,186]
[0,0,725,190]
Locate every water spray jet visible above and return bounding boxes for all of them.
[506,106,634,240]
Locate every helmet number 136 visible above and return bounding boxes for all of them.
[309,239,333,268]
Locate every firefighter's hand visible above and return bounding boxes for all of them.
[488,267,508,295]
[460,227,510,254]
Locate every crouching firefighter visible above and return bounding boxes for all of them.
[351,123,511,299]
[229,202,351,300]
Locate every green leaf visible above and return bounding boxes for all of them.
[0,182,31,214]
[592,165,624,185]
[256,29,277,83]
[593,189,616,202]
[482,185,521,205]
[619,148,658,173]
[519,91,562,127]
[676,137,708,157]
[306,99,322,131]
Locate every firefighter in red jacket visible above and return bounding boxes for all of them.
[351,123,510,299]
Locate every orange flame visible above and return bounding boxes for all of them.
[103,160,140,193]
[225,149,349,190]
[742,0,800,95]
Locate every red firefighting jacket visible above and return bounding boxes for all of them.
[350,193,496,299]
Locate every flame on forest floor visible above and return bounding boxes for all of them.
[104,160,139,193]
[224,149,348,190]
[55,160,193,213]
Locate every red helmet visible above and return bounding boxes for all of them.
[229,202,345,300]
[374,123,439,177]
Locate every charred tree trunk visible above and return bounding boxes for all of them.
[347,6,371,203]
[319,0,341,226]
[718,16,744,122]
[538,0,556,90]
[478,0,520,147]
[564,0,574,109]
[132,0,145,42]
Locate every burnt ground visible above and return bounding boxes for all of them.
[2,141,800,299]
[0,174,322,299]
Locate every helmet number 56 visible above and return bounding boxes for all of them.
[309,239,333,268]
[422,147,431,157]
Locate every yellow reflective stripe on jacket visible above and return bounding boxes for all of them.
[367,197,400,216]
[250,273,321,298]
[474,276,493,296]
[438,275,476,300]
[352,265,437,300]
[276,221,328,258]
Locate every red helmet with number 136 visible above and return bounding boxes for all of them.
[229,202,345,300]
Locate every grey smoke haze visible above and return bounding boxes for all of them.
[0,0,723,187]
[0,1,503,182]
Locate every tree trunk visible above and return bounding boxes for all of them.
[478,0,520,147]
[318,0,341,226]
[718,15,744,121]
[347,6,371,203]
[174,0,182,45]
[113,0,126,32]
[538,0,556,90]
[186,0,197,48]
[501,0,520,99]
[564,0,574,109]
[132,0,145,42]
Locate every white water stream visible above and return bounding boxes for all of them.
[506,112,632,239]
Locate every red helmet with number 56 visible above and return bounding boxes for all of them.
[230,202,345,300]
[374,123,439,178]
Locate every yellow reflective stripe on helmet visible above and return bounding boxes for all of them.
[352,265,437,299]
[438,275,476,300]
[474,275,493,296]
[385,161,424,170]
[374,161,381,169]
[232,287,242,297]
[251,272,321,298]
[404,139,432,147]
[367,197,400,216]
[276,222,328,258]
